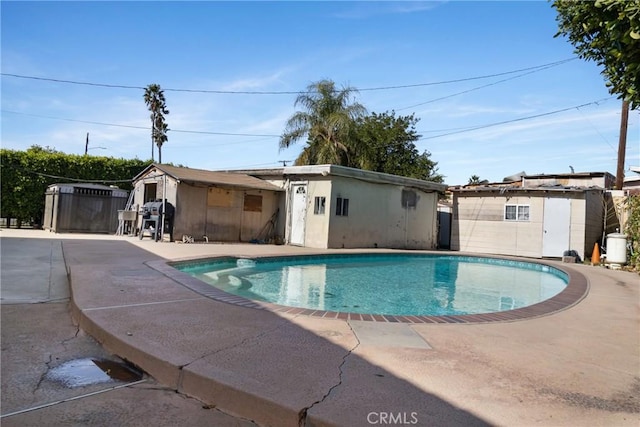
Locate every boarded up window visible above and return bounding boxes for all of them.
[244,194,263,212]
[208,187,233,207]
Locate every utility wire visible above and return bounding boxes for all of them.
[0,58,576,95]
[0,163,135,183]
[3,97,615,142]
[0,110,280,137]
[419,97,614,140]
[396,62,566,111]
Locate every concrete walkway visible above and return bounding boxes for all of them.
[0,230,255,426]
[2,229,639,426]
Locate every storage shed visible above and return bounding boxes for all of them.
[43,183,129,233]
[131,164,284,242]
[450,185,605,260]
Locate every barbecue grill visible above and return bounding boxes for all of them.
[139,200,175,241]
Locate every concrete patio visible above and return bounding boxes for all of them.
[2,229,639,426]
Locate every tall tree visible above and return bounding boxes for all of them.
[552,0,640,109]
[280,79,366,165]
[143,84,170,163]
[351,111,443,182]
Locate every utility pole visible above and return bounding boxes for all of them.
[615,100,630,190]
[84,132,89,155]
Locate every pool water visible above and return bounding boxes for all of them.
[177,254,568,316]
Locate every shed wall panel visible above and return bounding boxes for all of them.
[452,195,545,258]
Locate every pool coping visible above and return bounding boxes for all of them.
[148,252,589,324]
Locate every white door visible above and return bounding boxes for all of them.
[542,198,571,257]
[290,184,307,246]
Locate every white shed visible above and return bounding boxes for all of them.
[450,185,605,260]
[233,165,447,249]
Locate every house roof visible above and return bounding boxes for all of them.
[133,164,284,192]
[223,164,448,193]
[450,184,602,195]
[522,171,614,180]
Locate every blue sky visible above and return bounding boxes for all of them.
[2,1,638,185]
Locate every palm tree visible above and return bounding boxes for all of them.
[280,80,366,166]
[468,175,483,185]
[143,84,170,163]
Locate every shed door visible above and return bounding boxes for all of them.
[290,184,307,246]
[542,198,571,257]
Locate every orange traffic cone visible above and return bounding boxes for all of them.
[591,243,600,266]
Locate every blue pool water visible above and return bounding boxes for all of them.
[176,254,568,316]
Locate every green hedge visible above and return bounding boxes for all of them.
[1,146,151,227]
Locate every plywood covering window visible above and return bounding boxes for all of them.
[504,204,530,221]
[244,194,263,212]
[208,188,233,207]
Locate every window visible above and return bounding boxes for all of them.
[314,196,326,215]
[336,197,349,216]
[505,204,530,221]
[144,183,157,203]
[401,189,417,208]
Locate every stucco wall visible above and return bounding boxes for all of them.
[301,179,332,249]
[325,176,438,249]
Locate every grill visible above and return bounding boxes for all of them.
[139,200,175,241]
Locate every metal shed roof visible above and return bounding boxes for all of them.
[134,164,284,192]
[223,164,447,193]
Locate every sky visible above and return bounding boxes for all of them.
[2,0,638,185]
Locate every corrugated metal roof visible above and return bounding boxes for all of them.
[450,184,601,194]
[136,164,284,192]
[224,164,447,193]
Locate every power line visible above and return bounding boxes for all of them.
[0,163,134,183]
[3,97,615,143]
[0,58,576,95]
[396,62,568,111]
[0,110,280,137]
[419,97,615,140]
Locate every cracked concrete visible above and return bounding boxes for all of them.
[0,232,257,426]
[298,321,362,427]
[3,229,639,427]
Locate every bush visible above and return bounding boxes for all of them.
[1,146,151,226]
[625,194,640,271]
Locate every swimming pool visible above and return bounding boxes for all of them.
[175,253,569,317]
